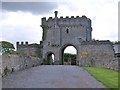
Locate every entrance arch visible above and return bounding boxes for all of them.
[46,52,55,65]
[64,46,77,65]
[60,44,79,65]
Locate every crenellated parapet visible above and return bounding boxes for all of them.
[16,41,41,48]
[16,41,30,53]
[81,40,113,45]
[17,41,28,46]
[16,41,42,57]
[16,42,29,49]
[41,12,91,29]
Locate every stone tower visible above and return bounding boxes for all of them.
[41,11,92,64]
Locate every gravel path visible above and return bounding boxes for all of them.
[2,65,105,88]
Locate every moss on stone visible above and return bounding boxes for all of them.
[42,26,48,41]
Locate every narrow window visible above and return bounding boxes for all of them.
[66,28,69,34]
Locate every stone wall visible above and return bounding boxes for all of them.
[80,41,118,70]
[16,42,42,58]
[113,42,120,54]
[0,54,43,77]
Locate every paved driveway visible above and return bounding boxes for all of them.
[2,65,105,88]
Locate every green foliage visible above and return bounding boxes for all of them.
[83,67,118,89]
[0,41,15,54]
[64,53,76,62]
[9,51,19,55]
[34,45,42,58]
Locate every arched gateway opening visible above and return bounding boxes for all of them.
[46,52,55,65]
[61,45,78,65]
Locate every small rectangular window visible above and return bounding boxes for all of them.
[66,28,69,34]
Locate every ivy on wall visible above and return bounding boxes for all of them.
[36,45,42,58]
[42,26,48,41]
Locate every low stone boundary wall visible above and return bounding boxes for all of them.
[0,55,43,77]
[80,57,118,71]
[80,43,118,71]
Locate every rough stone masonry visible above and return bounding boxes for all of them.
[16,11,119,70]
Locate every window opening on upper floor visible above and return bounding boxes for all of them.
[66,28,69,34]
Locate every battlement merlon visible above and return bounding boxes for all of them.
[16,41,29,46]
[41,17,47,27]
[41,11,92,28]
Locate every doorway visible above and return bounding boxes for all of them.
[47,53,55,65]
[61,45,77,65]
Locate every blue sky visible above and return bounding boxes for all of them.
[0,0,119,54]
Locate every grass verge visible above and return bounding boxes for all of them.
[83,67,118,90]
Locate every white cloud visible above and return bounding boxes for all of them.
[1,11,43,46]
[64,46,77,54]
[0,0,119,53]
[56,0,118,41]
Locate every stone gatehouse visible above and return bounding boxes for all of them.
[16,11,118,70]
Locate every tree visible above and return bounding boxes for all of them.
[0,41,15,54]
[64,53,76,62]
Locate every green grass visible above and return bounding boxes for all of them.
[83,67,118,89]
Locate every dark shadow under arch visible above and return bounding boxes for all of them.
[45,52,55,65]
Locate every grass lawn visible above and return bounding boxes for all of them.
[83,67,118,89]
